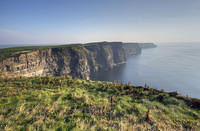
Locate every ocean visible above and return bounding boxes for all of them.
[92,43,200,98]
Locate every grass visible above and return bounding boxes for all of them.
[0,76,200,130]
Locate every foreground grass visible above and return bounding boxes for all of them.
[0,77,199,131]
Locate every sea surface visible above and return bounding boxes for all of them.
[92,43,200,98]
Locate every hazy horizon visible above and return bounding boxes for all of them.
[1,0,200,45]
[1,42,200,49]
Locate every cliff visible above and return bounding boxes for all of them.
[0,45,91,80]
[0,42,154,79]
[138,43,157,48]
[123,43,141,57]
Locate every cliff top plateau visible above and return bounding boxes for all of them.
[0,42,156,62]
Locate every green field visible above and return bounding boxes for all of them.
[0,77,199,130]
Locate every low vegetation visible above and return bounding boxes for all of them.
[0,76,200,130]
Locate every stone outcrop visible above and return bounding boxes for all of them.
[123,43,142,57]
[138,43,157,48]
[0,42,156,79]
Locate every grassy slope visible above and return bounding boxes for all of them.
[0,77,199,131]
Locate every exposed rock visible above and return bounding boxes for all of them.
[0,42,156,79]
[138,43,157,48]
[123,43,141,57]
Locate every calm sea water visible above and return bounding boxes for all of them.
[92,43,200,98]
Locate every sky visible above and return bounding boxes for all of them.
[0,0,200,45]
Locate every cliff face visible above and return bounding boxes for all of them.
[123,43,141,57]
[138,43,157,48]
[0,42,154,79]
[0,46,92,80]
[85,42,127,72]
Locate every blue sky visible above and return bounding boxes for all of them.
[0,0,200,45]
